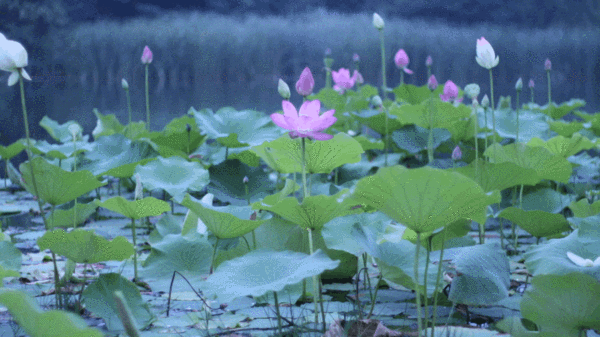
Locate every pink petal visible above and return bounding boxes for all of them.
[270,113,292,130]
[298,100,321,119]
[403,68,414,75]
[308,132,334,141]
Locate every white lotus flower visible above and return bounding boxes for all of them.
[475,37,499,70]
[0,33,31,86]
[373,13,384,30]
[566,251,600,268]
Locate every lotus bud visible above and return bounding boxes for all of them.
[452,146,462,161]
[545,58,551,71]
[347,130,356,136]
[141,45,153,64]
[472,97,479,108]
[426,55,433,67]
[475,37,499,69]
[353,53,360,63]
[515,77,523,91]
[427,75,438,91]
[464,83,480,99]
[121,78,129,90]
[325,48,332,57]
[371,95,383,107]
[277,78,291,100]
[243,176,249,184]
[68,123,82,141]
[528,79,535,88]
[0,34,31,86]
[481,94,490,108]
[373,13,384,30]
[295,67,315,97]
[134,174,143,200]
[353,70,364,84]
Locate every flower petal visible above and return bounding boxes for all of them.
[567,251,593,267]
[20,68,31,81]
[7,71,18,86]
[298,100,320,119]
[308,131,333,141]
[403,68,414,75]
[270,113,292,130]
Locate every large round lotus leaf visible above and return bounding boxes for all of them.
[189,106,283,148]
[549,120,585,137]
[147,115,206,157]
[498,207,570,238]
[454,159,540,192]
[521,273,600,335]
[19,157,105,206]
[389,98,471,130]
[0,241,22,271]
[524,99,585,120]
[321,212,392,257]
[99,196,170,220]
[353,136,384,152]
[82,273,154,332]
[399,218,472,251]
[33,140,93,160]
[79,133,159,178]
[207,159,273,206]
[351,109,404,136]
[44,200,99,229]
[37,229,134,264]
[135,156,209,203]
[203,249,339,304]
[351,166,498,233]
[568,199,600,218]
[91,108,125,138]
[0,139,26,160]
[181,194,264,239]
[252,189,356,231]
[484,143,572,183]
[309,88,346,115]
[251,133,363,174]
[391,124,451,155]
[0,289,103,337]
[519,188,575,213]
[480,108,549,143]
[39,116,85,143]
[523,230,600,279]
[447,243,510,306]
[527,133,595,158]
[392,83,433,105]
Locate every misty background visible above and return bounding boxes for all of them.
[0,0,599,148]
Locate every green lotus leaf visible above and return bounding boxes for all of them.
[189,106,283,148]
[0,289,103,337]
[352,109,404,136]
[549,120,585,137]
[44,200,99,229]
[484,143,572,183]
[519,188,575,213]
[32,140,93,160]
[498,207,570,239]
[391,124,451,154]
[134,156,209,203]
[91,108,125,139]
[147,115,206,157]
[352,135,384,151]
[39,116,85,143]
[0,139,27,160]
[480,108,549,143]
[20,157,105,206]
[351,166,498,233]
[82,273,154,332]
[181,194,264,239]
[447,243,510,306]
[309,87,346,113]
[520,273,600,335]
[454,159,540,192]
[321,212,392,257]
[389,98,471,130]
[523,99,585,120]
[204,249,339,304]
[99,196,170,220]
[37,229,134,264]
[393,83,433,105]
[0,241,22,272]
[207,159,274,206]
[568,198,600,218]
[527,133,595,158]
[79,133,159,178]
[251,133,363,174]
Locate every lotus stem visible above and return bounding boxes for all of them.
[415,232,423,337]
[489,69,497,164]
[131,218,138,281]
[379,29,387,101]
[145,64,150,131]
[430,230,446,337]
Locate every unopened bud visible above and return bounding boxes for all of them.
[373,13,384,30]
[463,83,480,99]
[427,75,438,91]
[528,79,535,89]
[353,53,360,63]
[243,176,249,184]
[121,78,129,90]
[371,95,383,107]
[278,79,291,100]
[481,94,490,108]
[452,146,462,161]
[425,55,433,67]
[324,48,332,57]
[68,124,82,141]
[544,58,551,71]
[515,77,523,91]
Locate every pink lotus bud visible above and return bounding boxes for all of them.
[295,67,315,96]
[439,80,461,102]
[243,176,249,184]
[545,58,551,71]
[325,48,332,56]
[141,46,153,64]
[528,79,535,88]
[452,146,462,161]
[425,55,432,67]
[394,49,413,74]
[475,37,499,69]
[353,53,360,63]
[427,75,438,91]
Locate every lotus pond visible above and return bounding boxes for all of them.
[0,14,600,337]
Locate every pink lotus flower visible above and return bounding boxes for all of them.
[394,49,413,74]
[332,68,358,94]
[426,55,433,67]
[427,75,438,91]
[295,67,315,96]
[545,58,551,71]
[440,80,462,103]
[528,79,535,88]
[270,100,336,141]
[475,37,499,69]
[141,46,153,64]
[452,146,462,161]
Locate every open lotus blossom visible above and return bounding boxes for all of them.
[141,45,153,64]
[475,37,499,69]
[440,80,462,103]
[295,67,315,96]
[0,33,31,86]
[394,49,413,74]
[270,100,336,140]
[332,68,358,94]
[566,251,600,268]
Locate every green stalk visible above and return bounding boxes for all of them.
[427,94,435,163]
[547,69,552,139]
[415,232,423,337]
[430,230,446,337]
[145,64,150,131]
[379,29,387,101]
[384,105,389,167]
[400,71,404,86]
[131,218,138,281]
[423,238,431,332]
[273,291,283,335]
[489,69,497,164]
[472,104,479,176]
[530,85,534,103]
[483,106,488,160]
[125,86,132,125]
[72,138,78,228]
[210,238,219,274]
[516,90,520,145]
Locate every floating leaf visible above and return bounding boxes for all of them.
[91,109,125,139]
[44,200,99,229]
[393,83,433,105]
[39,116,85,143]
[0,139,26,160]
[37,229,134,263]
[147,115,206,157]
[391,124,451,154]
[20,157,105,206]
[524,99,586,120]
[99,196,170,220]
[454,159,539,192]
[0,289,103,337]
[82,273,154,332]
[498,207,570,238]
[207,159,274,206]
[203,249,339,303]
[527,133,595,158]
[352,109,404,136]
[33,140,93,160]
